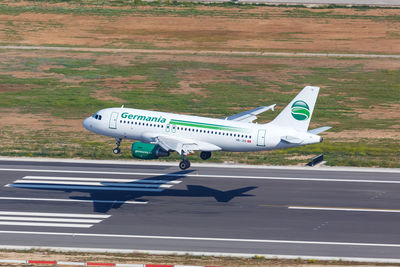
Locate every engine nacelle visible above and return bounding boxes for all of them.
[131,142,170,160]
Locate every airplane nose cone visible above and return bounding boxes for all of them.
[82,117,92,131]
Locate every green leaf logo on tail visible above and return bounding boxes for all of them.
[291,100,310,121]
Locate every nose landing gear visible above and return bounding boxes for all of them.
[179,160,191,170]
[179,153,191,170]
[113,138,122,154]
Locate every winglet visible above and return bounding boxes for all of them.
[225,104,276,123]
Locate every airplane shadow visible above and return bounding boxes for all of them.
[11,170,257,213]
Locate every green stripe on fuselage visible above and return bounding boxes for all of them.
[169,119,247,133]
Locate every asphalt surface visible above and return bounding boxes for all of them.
[0,159,400,260]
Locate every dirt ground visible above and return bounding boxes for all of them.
[1,250,399,267]
[1,1,400,54]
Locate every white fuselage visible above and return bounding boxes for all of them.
[83,107,322,152]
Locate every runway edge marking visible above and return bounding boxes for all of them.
[0,157,399,173]
[2,231,400,248]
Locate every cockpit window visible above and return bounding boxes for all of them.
[92,114,102,120]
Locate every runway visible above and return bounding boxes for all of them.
[0,159,400,260]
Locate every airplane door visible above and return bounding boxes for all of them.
[257,129,266,146]
[109,112,118,129]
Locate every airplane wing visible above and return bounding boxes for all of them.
[154,135,221,155]
[224,104,276,123]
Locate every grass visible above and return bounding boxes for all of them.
[0,1,399,168]
[0,51,399,167]
[3,127,399,168]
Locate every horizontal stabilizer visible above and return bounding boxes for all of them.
[308,126,332,135]
[225,104,276,123]
[281,136,303,144]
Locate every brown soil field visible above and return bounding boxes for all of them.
[1,1,400,54]
[1,250,399,267]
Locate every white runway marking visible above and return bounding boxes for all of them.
[12,179,174,188]
[1,231,400,248]
[0,211,110,228]
[0,216,101,223]
[1,168,399,184]
[0,197,147,204]
[0,222,93,228]
[0,211,110,218]
[5,175,182,192]
[7,184,165,192]
[23,176,181,184]
[288,206,400,213]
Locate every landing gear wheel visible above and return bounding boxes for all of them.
[200,151,211,160]
[113,138,122,154]
[179,160,191,170]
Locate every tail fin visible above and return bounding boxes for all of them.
[269,86,319,132]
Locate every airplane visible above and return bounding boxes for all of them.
[83,86,331,170]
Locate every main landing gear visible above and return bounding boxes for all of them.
[113,138,122,154]
[179,153,191,170]
[200,151,211,160]
[179,151,212,170]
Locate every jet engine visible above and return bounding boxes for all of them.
[131,142,170,160]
